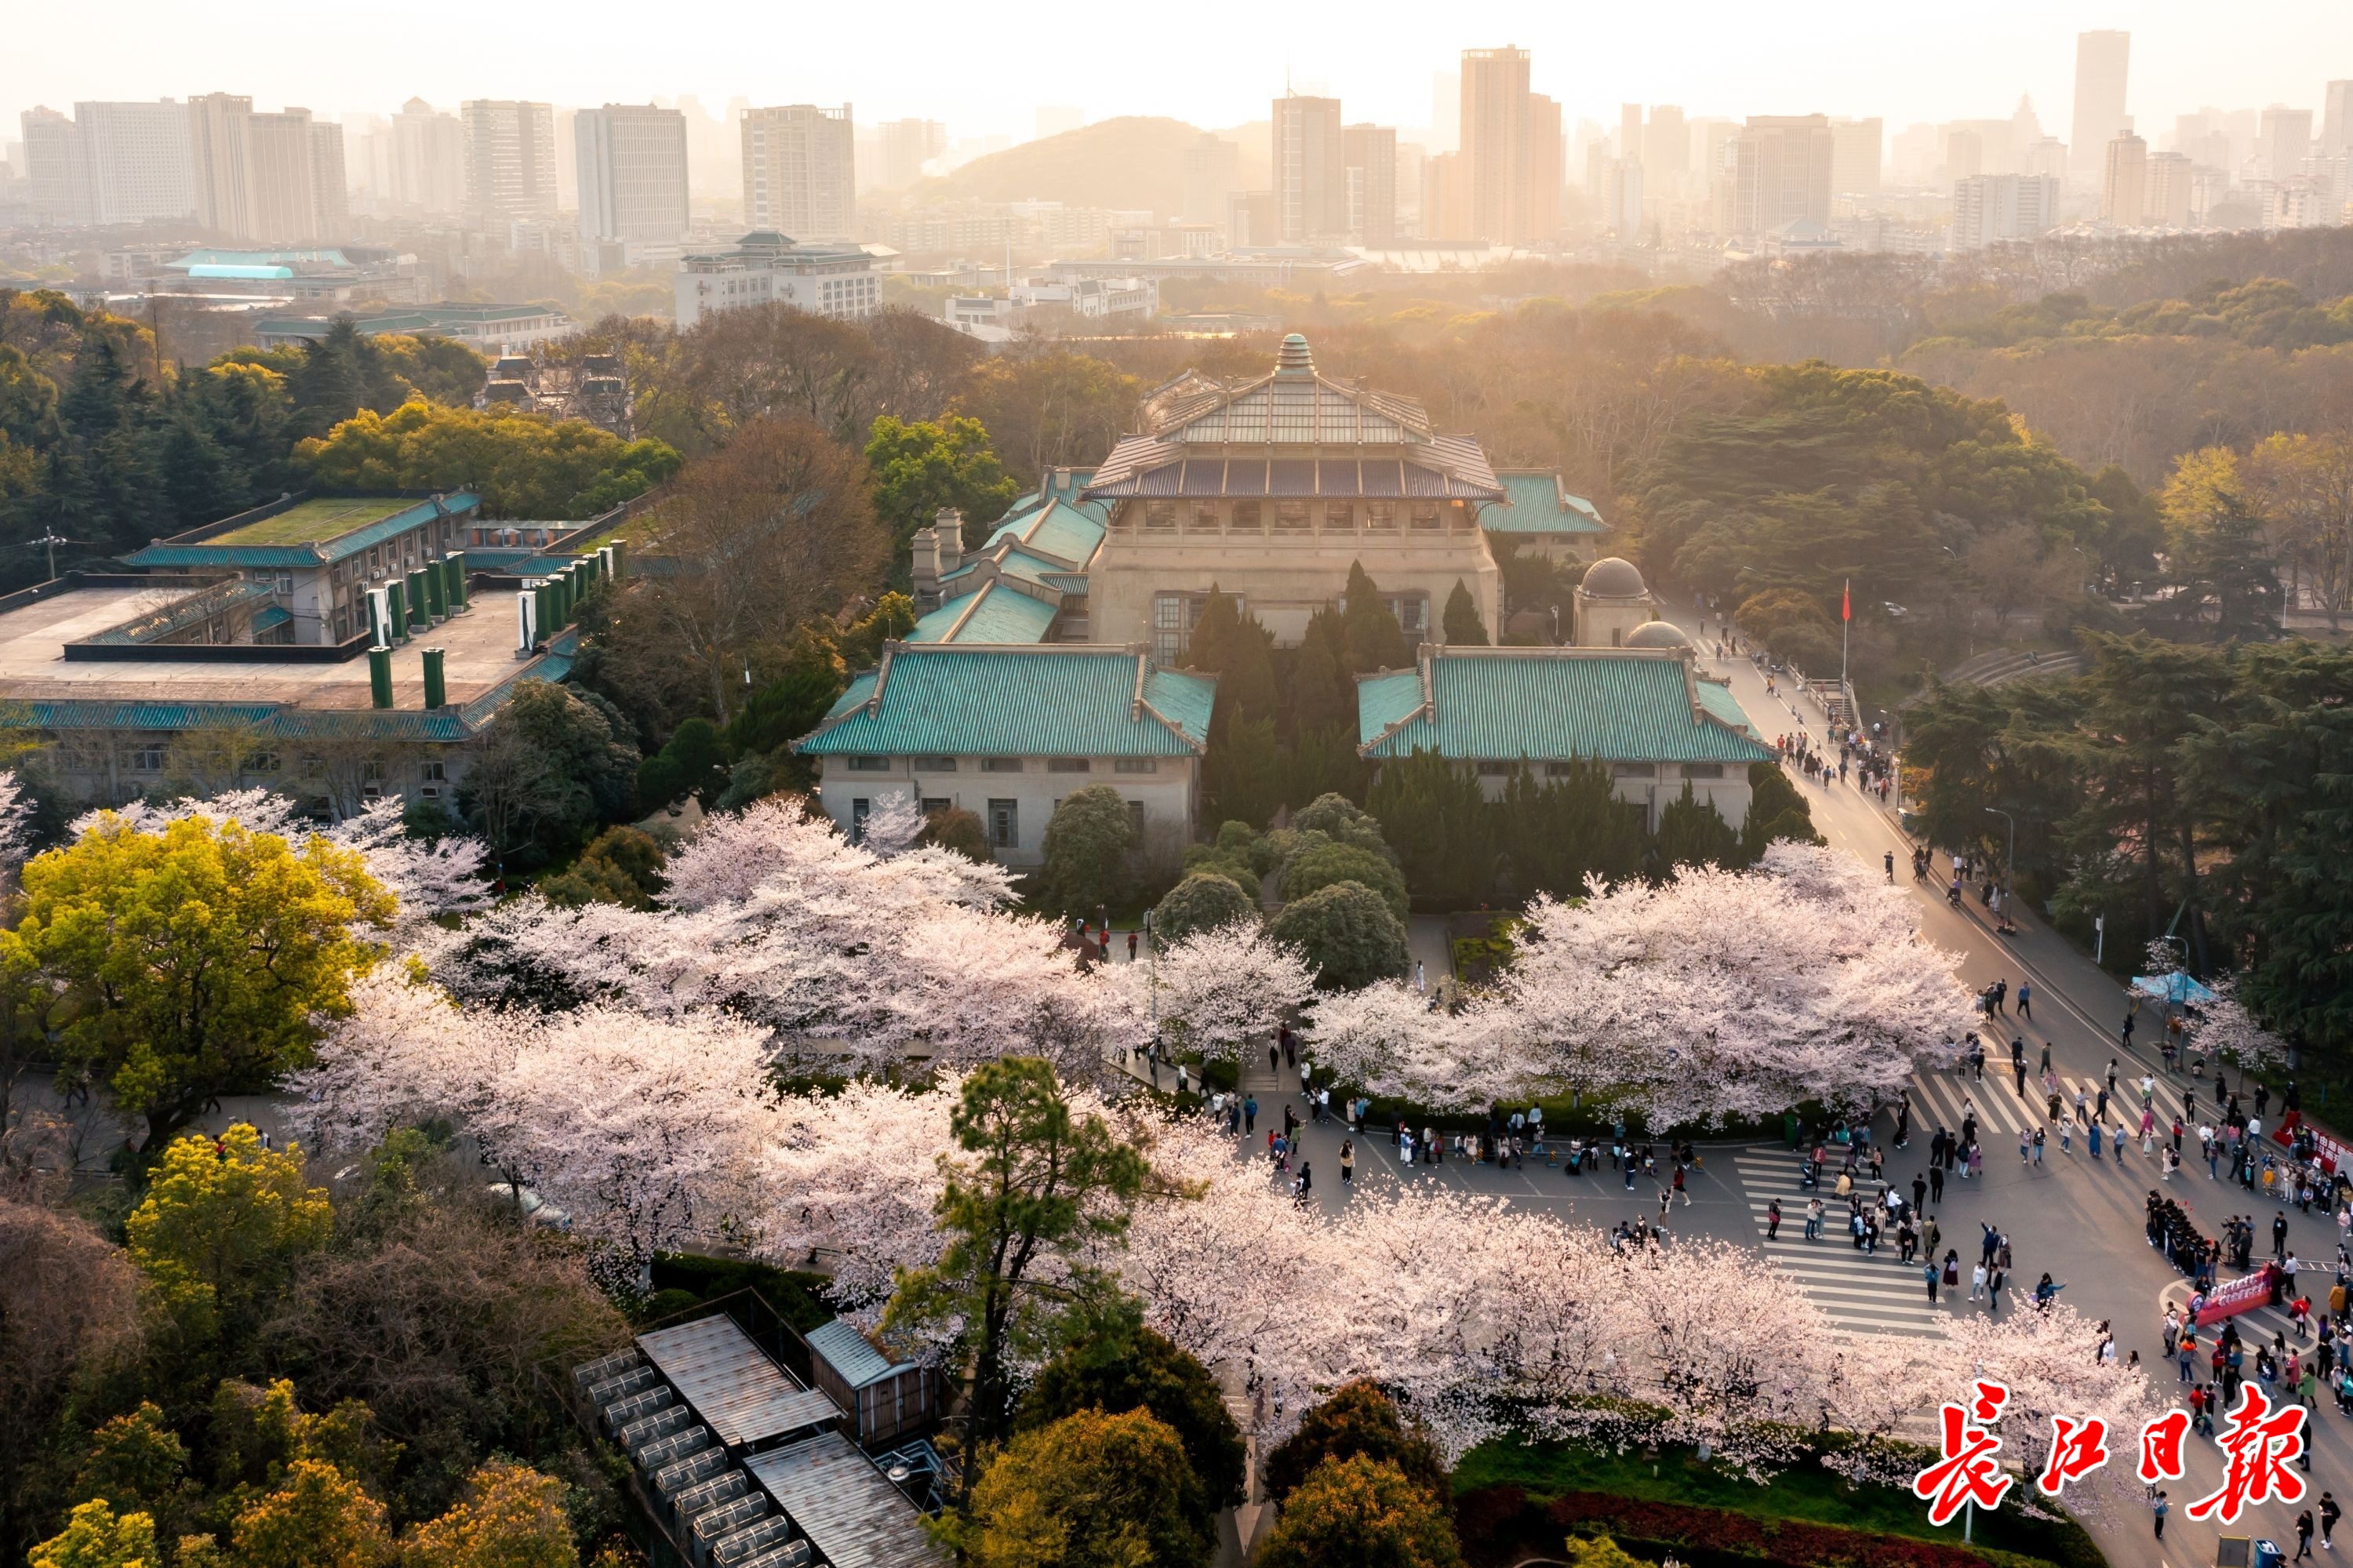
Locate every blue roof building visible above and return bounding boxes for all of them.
[795,642,1213,868]
[1357,642,1773,831]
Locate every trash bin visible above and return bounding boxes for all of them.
[2255,1539,2286,1568]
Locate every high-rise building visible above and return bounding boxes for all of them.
[1602,157,1643,235]
[1828,117,1882,195]
[2070,30,2131,185]
[461,100,558,223]
[18,107,90,224]
[1420,151,1466,238]
[1180,133,1241,225]
[2144,151,2194,227]
[1526,93,1562,242]
[2023,136,2068,180]
[1341,123,1397,244]
[2101,133,2148,226]
[741,104,854,240]
[1460,45,1531,242]
[1393,141,1424,230]
[2259,106,2314,181]
[1429,72,1460,155]
[1951,173,2061,249]
[1645,106,1689,191]
[75,100,196,223]
[187,93,253,235]
[878,118,946,189]
[184,94,341,242]
[2326,82,2353,158]
[390,99,464,214]
[1726,115,1833,235]
[1271,93,1346,242]
[576,104,689,248]
[1620,104,1645,163]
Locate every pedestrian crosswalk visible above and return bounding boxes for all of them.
[1727,1148,1949,1339]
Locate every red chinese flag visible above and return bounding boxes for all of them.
[1842,580,1852,622]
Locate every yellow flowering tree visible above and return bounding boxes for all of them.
[125,1127,333,1344]
[28,1500,159,1568]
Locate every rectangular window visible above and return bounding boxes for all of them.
[921,797,951,813]
[1475,760,1514,777]
[1153,593,1187,666]
[422,761,447,782]
[362,760,384,783]
[851,798,871,842]
[1144,500,1178,530]
[129,745,165,773]
[1191,500,1220,532]
[1231,500,1262,533]
[1114,758,1159,774]
[1387,595,1428,636]
[981,757,1024,773]
[1544,762,1587,778]
[1274,500,1310,533]
[244,751,282,774]
[846,756,889,772]
[1409,500,1442,530]
[1127,799,1146,838]
[910,755,956,772]
[1682,762,1726,779]
[1323,501,1355,530]
[276,573,293,597]
[1613,762,1657,778]
[1047,758,1091,774]
[987,799,1019,849]
[1366,500,1397,529]
[419,785,440,800]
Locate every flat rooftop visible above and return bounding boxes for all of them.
[210,496,416,546]
[0,584,533,710]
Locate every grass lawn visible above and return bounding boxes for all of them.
[1454,1439,2103,1566]
[213,496,413,544]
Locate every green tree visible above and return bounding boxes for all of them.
[1,817,391,1150]
[962,1407,1210,1568]
[1496,760,1644,897]
[1264,1381,1449,1503]
[457,680,641,868]
[1203,716,1286,835]
[864,413,1019,552]
[73,1404,195,1540]
[1253,1455,1460,1568]
[1016,1319,1246,1508]
[1653,782,1738,872]
[1440,579,1488,646]
[27,1501,157,1568]
[1040,785,1136,917]
[1151,872,1257,942]
[1267,882,1409,990]
[1289,793,1389,853]
[126,1127,333,1345]
[883,1059,1151,1455]
[1288,608,1355,732]
[1341,562,1412,673]
[921,806,994,864]
[1281,842,1408,920]
[295,399,679,519]
[220,1458,389,1568]
[635,717,733,812]
[540,825,667,910]
[399,1462,576,1568]
[1558,1538,1650,1568]
[1367,749,1493,908]
[1737,761,1824,864]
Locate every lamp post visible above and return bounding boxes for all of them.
[1984,807,2015,919]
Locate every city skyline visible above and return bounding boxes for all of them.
[9,0,2352,152]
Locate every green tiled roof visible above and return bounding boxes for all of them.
[1482,472,1609,535]
[1694,678,1758,739]
[984,498,1106,567]
[798,645,1213,759]
[1358,647,1773,764]
[125,493,479,569]
[909,582,1059,645]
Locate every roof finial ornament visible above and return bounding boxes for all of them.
[1275,333,1315,378]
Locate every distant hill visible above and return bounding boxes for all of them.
[920,115,1266,218]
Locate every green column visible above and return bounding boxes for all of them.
[406,569,431,625]
[532,582,551,642]
[422,559,446,620]
[368,646,393,709]
[445,551,467,609]
[386,580,409,642]
[608,539,627,580]
[421,647,446,709]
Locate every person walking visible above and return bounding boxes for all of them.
[2321,1490,2340,1551]
[1929,1163,1946,1205]
[2300,1509,2318,1560]
[1243,1095,1257,1135]
[2017,980,2031,1021]
[1806,1197,1824,1241]
[1767,1198,1782,1239]
[1925,1259,1941,1304]
[2151,1490,2169,1541]
[1340,1139,1355,1188]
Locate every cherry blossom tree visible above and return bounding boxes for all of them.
[1136,922,1316,1061]
[0,770,31,876]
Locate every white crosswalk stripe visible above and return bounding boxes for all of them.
[1728,1151,1947,1339]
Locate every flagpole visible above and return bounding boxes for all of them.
[1841,579,1849,704]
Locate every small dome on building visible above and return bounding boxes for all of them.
[1275,333,1315,377]
[1580,556,1647,598]
[1624,620,1690,649]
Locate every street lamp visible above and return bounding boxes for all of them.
[1983,808,2014,917]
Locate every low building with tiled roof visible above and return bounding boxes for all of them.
[1356,642,1774,829]
[794,642,1214,868]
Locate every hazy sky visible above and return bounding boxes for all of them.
[9,0,2351,143]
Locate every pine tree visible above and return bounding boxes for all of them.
[1288,607,1354,734]
[1341,562,1411,672]
[1187,585,1241,674]
[1654,781,1740,873]
[1366,747,1491,908]
[1205,715,1286,835]
[1441,578,1489,645]
[1220,611,1278,729]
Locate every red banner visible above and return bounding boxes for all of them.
[2195,1264,2282,1326]
[2270,1111,2353,1176]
